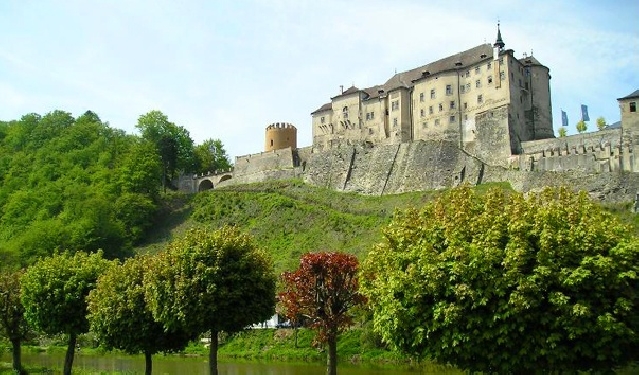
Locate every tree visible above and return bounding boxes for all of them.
[21,251,112,375]
[279,252,366,375]
[144,226,276,375]
[558,127,567,137]
[87,255,192,375]
[576,119,588,133]
[193,138,232,174]
[360,186,639,373]
[597,116,607,131]
[0,271,28,374]
[135,111,194,190]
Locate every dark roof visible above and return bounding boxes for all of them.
[618,90,639,100]
[311,102,332,115]
[381,44,494,91]
[606,121,622,130]
[330,85,361,100]
[520,55,543,66]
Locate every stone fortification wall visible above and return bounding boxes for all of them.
[303,141,486,195]
[517,129,639,173]
[231,148,297,185]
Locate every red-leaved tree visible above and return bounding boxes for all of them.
[279,252,366,375]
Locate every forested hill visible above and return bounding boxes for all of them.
[0,110,231,269]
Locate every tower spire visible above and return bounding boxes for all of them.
[494,22,505,51]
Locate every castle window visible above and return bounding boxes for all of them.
[393,118,398,127]
[500,71,506,80]
[466,83,471,92]
[460,85,466,94]
[630,102,637,112]
[429,106,433,114]
[487,76,493,84]
[419,92,424,102]
[369,128,374,135]
[475,67,481,74]
[464,102,468,110]
[391,100,399,111]
[438,103,443,112]
[464,114,468,120]
[487,62,492,69]
[420,109,424,117]
[343,106,349,118]
[450,101,455,109]
[499,57,504,65]
[477,95,483,104]
[370,111,375,119]
[321,116,325,123]
[519,78,522,87]
[465,70,470,77]
[430,89,436,99]
[446,85,453,95]
[365,112,370,120]
[435,119,440,126]
[450,115,456,123]
[475,79,481,88]
[422,121,428,128]
[270,139,274,147]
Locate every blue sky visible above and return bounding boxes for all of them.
[1,0,638,159]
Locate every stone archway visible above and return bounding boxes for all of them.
[198,179,214,191]
[218,174,232,183]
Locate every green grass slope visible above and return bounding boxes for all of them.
[136,180,513,273]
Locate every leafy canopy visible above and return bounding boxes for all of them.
[21,251,112,336]
[144,226,276,335]
[361,186,639,373]
[87,255,193,355]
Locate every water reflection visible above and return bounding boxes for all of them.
[5,351,461,374]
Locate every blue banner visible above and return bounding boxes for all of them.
[561,110,569,127]
[581,104,590,121]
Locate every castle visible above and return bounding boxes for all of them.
[310,24,553,167]
[181,26,639,203]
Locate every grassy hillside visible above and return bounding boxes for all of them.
[136,179,513,273]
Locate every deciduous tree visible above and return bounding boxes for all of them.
[0,270,28,374]
[21,251,112,375]
[280,252,366,375]
[558,127,567,137]
[361,186,639,373]
[597,116,607,131]
[87,255,192,375]
[193,138,232,174]
[576,119,588,133]
[144,226,276,375]
[135,111,194,190]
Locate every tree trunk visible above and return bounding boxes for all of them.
[144,350,153,375]
[64,333,77,375]
[294,326,298,349]
[10,336,23,374]
[209,330,219,375]
[326,332,337,375]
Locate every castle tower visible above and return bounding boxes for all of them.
[264,122,297,152]
[493,22,505,88]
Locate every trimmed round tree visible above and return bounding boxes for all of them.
[87,255,193,375]
[279,252,366,375]
[361,186,639,373]
[0,270,29,374]
[144,226,276,375]
[21,251,112,375]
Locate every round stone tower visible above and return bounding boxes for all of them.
[264,122,297,151]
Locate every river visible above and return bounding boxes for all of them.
[4,352,463,374]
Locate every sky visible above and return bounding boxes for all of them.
[1,0,638,160]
